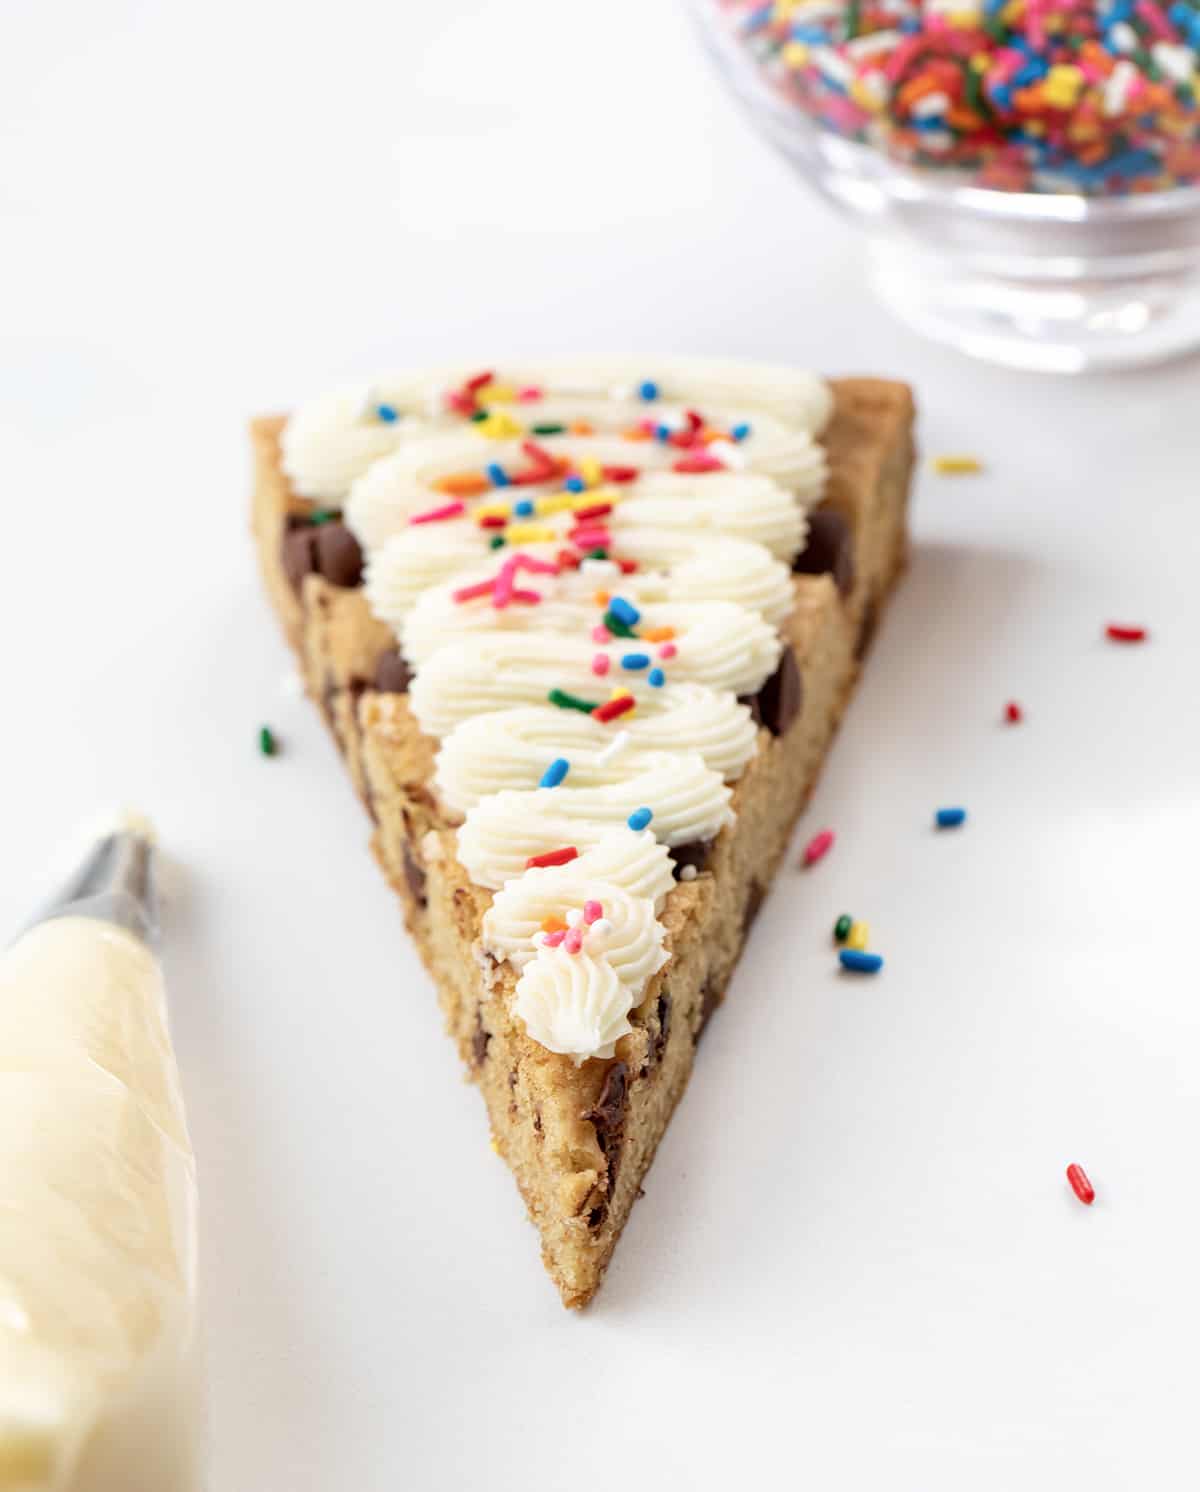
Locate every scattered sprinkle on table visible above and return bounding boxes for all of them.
[802,828,835,867]
[1066,1163,1095,1206]
[1004,701,1023,724]
[833,913,853,943]
[935,806,967,829]
[1105,623,1148,643]
[839,950,883,975]
[846,920,870,952]
[258,726,278,757]
[932,455,983,476]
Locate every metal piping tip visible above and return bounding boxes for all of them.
[26,814,160,948]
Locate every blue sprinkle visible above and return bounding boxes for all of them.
[1011,58,1049,87]
[486,462,510,487]
[607,596,641,627]
[627,806,653,832]
[638,380,659,402]
[648,667,665,687]
[655,423,673,442]
[899,14,922,29]
[731,422,751,442]
[621,652,650,671]
[564,474,586,493]
[935,806,967,829]
[540,757,570,789]
[839,950,884,974]
[512,498,535,517]
[375,403,399,423]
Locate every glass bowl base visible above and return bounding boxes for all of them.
[867,238,1200,373]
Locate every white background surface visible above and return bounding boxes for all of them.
[3,2,1199,1489]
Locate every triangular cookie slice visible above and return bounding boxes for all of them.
[251,362,914,1306]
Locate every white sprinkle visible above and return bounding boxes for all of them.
[707,439,747,469]
[1104,58,1138,116]
[588,918,613,945]
[596,729,631,766]
[580,557,620,581]
[846,29,901,58]
[911,90,950,119]
[679,864,698,882]
[565,907,584,928]
[1153,41,1195,83]
[813,46,854,88]
[1110,20,1138,54]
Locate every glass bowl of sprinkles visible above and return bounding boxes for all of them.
[690,0,1200,370]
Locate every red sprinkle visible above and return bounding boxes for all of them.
[517,385,543,402]
[602,464,640,483]
[684,408,705,432]
[1066,1163,1095,1205]
[801,828,835,867]
[522,439,559,473]
[1105,623,1148,643]
[465,369,495,393]
[672,452,725,474]
[593,695,636,724]
[573,502,613,522]
[1005,701,1023,724]
[477,514,507,529]
[668,428,698,449]
[527,845,579,869]
[617,558,639,574]
[510,588,542,605]
[410,499,465,525]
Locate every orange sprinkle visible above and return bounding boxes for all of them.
[622,425,653,442]
[570,420,595,436]
[593,588,611,606]
[435,471,490,498]
[541,914,568,934]
[640,625,676,642]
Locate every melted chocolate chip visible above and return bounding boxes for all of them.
[583,1061,629,1219]
[281,526,320,591]
[671,840,712,877]
[753,647,803,737]
[855,596,879,661]
[650,993,672,1067]
[794,508,855,597]
[374,646,413,695]
[314,522,364,588]
[471,1012,491,1068]
[587,1204,608,1230]
[402,842,427,909]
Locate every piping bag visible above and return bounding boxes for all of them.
[0,817,202,1491]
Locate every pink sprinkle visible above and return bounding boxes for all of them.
[592,653,610,676]
[571,527,612,551]
[452,578,495,604]
[658,642,677,660]
[592,624,612,644]
[802,828,835,868]
[491,556,520,609]
[410,499,465,525]
[583,899,602,924]
[563,927,584,954]
[1135,0,1173,40]
[518,385,543,402]
[672,452,724,475]
[542,930,566,948]
[510,587,542,605]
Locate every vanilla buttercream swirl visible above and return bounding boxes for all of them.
[512,947,633,1066]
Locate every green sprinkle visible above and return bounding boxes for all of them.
[833,913,853,944]
[308,507,338,525]
[470,409,489,423]
[844,0,861,39]
[548,688,598,714]
[602,609,637,639]
[586,548,609,561]
[488,534,506,549]
[259,726,278,757]
[531,422,566,436]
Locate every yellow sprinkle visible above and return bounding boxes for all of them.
[609,687,632,702]
[1042,64,1083,108]
[535,492,576,516]
[579,457,604,488]
[970,53,990,72]
[571,487,619,512]
[504,522,557,544]
[781,40,809,68]
[477,382,516,404]
[945,9,980,26]
[475,412,522,440]
[473,501,511,521]
[932,454,984,475]
[850,80,884,113]
[847,920,870,952]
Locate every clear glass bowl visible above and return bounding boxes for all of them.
[689,0,1200,371]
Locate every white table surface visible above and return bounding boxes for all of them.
[3,2,1199,1488]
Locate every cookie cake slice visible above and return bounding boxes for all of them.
[251,360,915,1307]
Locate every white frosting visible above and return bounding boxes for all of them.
[408,622,780,742]
[513,948,632,1066]
[287,358,831,1063]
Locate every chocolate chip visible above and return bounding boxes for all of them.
[753,647,803,737]
[374,647,413,695]
[650,993,672,1067]
[471,1012,491,1068]
[314,522,364,588]
[671,840,712,877]
[794,508,855,597]
[737,691,762,728]
[583,1061,629,1203]
[281,526,320,591]
[402,842,427,909]
[855,596,879,662]
[586,1204,608,1230]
